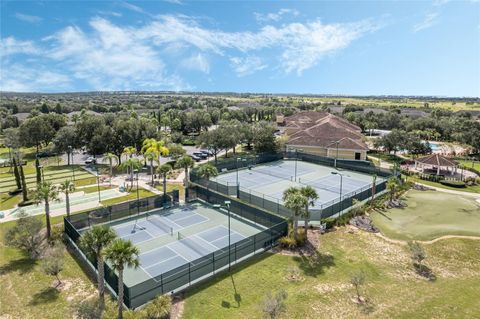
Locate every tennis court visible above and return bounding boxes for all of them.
[214,159,384,211]
[90,201,266,287]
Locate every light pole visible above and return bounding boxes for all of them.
[134,169,140,215]
[96,166,101,203]
[331,172,343,218]
[294,149,303,182]
[38,165,44,182]
[68,145,72,166]
[225,200,232,271]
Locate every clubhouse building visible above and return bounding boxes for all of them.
[280,111,369,161]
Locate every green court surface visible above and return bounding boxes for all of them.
[0,167,93,192]
[371,190,480,241]
[3,189,125,218]
[84,201,266,287]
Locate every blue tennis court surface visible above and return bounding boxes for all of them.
[140,225,247,280]
[215,160,383,210]
[112,206,209,245]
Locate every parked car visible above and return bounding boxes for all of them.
[36,151,55,158]
[200,150,213,157]
[193,151,208,159]
[85,157,97,165]
[190,154,202,162]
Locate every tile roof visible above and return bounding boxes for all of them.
[285,112,368,150]
[414,154,458,167]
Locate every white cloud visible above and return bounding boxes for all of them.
[164,0,183,4]
[0,37,39,56]
[230,56,267,77]
[0,63,71,92]
[413,13,439,32]
[181,53,210,73]
[254,9,299,22]
[14,13,43,24]
[121,2,147,14]
[45,17,188,90]
[140,16,380,74]
[1,14,381,91]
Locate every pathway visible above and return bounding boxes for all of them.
[373,231,480,246]
[413,182,480,198]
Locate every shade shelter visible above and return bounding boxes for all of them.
[414,154,458,176]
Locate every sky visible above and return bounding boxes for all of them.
[0,1,479,96]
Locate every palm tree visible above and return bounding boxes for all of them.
[196,164,218,192]
[59,180,75,219]
[31,182,60,239]
[141,138,169,166]
[158,164,172,197]
[143,151,157,186]
[175,155,195,187]
[104,239,140,319]
[102,153,118,186]
[300,186,318,235]
[121,146,136,176]
[386,177,398,203]
[282,187,308,241]
[119,158,142,190]
[79,225,117,302]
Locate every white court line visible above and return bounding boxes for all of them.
[191,234,220,252]
[143,251,180,270]
[172,211,207,223]
[149,214,182,230]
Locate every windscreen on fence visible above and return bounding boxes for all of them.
[64,186,287,309]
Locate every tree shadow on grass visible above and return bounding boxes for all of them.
[292,251,335,277]
[0,257,37,275]
[29,287,60,305]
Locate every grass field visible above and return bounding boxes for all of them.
[458,159,480,171]
[406,175,480,193]
[371,190,480,241]
[0,214,96,319]
[183,228,480,319]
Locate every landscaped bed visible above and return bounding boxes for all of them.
[370,190,480,241]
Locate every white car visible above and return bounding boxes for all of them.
[85,157,97,165]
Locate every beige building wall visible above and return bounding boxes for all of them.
[287,144,366,161]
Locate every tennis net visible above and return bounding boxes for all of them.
[298,178,340,194]
[253,168,293,182]
[178,232,211,256]
[146,213,173,235]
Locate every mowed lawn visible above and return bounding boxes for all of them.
[183,228,480,319]
[371,190,480,241]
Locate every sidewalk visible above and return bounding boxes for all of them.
[414,182,480,198]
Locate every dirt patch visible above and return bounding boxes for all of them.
[62,278,96,302]
[273,228,323,257]
[170,293,185,319]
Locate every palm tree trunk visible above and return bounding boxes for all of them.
[184,168,188,186]
[150,159,154,185]
[65,192,71,219]
[130,165,134,190]
[110,160,113,187]
[163,175,167,196]
[45,201,51,239]
[118,269,124,319]
[97,254,105,301]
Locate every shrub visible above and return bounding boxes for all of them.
[72,298,103,319]
[321,217,336,229]
[439,180,466,188]
[4,211,44,259]
[278,226,307,248]
[142,295,171,319]
[261,289,288,319]
[49,224,64,245]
